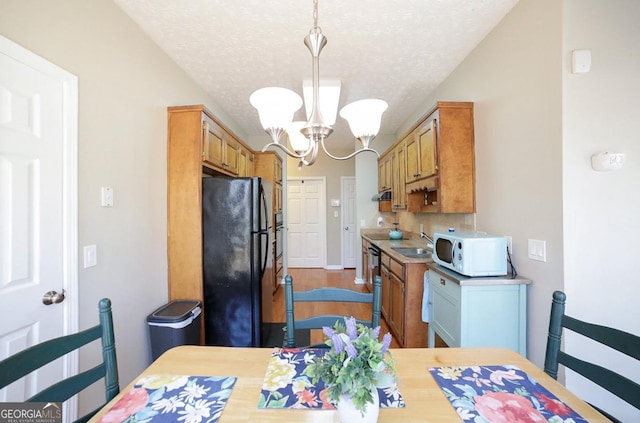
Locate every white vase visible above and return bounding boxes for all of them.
[337,388,379,423]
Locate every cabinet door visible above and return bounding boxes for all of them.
[392,143,406,210]
[202,115,225,170]
[223,135,239,175]
[362,241,371,293]
[378,156,392,192]
[274,184,282,212]
[405,132,420,183]
[389,271,405,345]
[238,146,253,177]
[417,119,437,179]
[381,265,391,321]
[274,156,283,184]
[429,271,460,347]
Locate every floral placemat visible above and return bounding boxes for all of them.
[429,365,588,422]
[258,347,405,409]
[97,374,237,423]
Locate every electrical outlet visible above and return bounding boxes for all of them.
[505,236,513,255]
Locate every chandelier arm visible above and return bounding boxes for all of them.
[320,138,381,160]
[262,139,320,163]
[261,141,308,159]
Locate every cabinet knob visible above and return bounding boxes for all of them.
[440,278,445,286]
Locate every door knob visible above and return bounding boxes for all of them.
[42,290,65,305]
[344,226,349,231]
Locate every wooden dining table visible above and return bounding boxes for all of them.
[90,345,608,422]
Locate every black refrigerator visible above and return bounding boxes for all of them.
[202,176,272,346]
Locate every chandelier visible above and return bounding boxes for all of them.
[249,0,388,167]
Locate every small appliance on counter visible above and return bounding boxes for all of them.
[389,223,403,240]
[433,231,507,277]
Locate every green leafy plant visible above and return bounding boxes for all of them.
[303,316,397,414]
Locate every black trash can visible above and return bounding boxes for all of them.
[147,300,201,361]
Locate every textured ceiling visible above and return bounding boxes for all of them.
[113,0,519,148]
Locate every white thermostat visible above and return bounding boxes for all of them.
[591,152,626,171]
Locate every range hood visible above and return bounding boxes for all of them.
[371,192,392,202]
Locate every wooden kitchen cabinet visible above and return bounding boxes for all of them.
[254,151,283,213]
[379,250,428,347]
[380,253,392,322]
[201,113,242,176]
[381,102,475,213]
[378,153,392,192]
[409,102,474,213]
[391,140,407,210]
[427,266,530,355]
[238,144,254,177]
[254,151,284,293]
[167,105,257,339]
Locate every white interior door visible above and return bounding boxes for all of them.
[0,36,78,407]
[341,177,357,268]
[286,178,325,268]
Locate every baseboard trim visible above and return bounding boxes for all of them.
[324,265,344,270]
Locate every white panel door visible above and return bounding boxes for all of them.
[287,178,325,268]
[0,36,78,407]
[342,177,357,268]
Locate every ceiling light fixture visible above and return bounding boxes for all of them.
[250,0,388,168]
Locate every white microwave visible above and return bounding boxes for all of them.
[433,232,507,277]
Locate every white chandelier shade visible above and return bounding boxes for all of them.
[250,0,387,167]
[286,120,310,153]
[303,79,341,126]
[249,87,302,139]
[339,99,388,149]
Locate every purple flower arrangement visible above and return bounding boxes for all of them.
[303,316,398,414]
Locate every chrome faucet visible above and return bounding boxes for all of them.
[420,232,434,249]
[420,232,433,242]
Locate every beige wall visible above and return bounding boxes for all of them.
[286,148,355,267]
[397,0,564,369]
[562,1,639,419]
[0,0,245,414]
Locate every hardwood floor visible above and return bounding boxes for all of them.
[270,268,402,348]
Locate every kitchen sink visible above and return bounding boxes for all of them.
[391,247,432,259]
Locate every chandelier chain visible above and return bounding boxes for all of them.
[312,0,319,32]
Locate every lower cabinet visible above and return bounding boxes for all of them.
[428,268,529,355]
[380,252,428,347]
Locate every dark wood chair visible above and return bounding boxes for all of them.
[284,274,382,348]
[544,290,640,422]
[0,298,119,423]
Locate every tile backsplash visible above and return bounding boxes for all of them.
[375,211,475,237]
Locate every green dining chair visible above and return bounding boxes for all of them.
[544,290,640,422]
[284,274,382,348]
[0,298,119,423]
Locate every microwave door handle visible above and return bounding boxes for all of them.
[450,243,456,264]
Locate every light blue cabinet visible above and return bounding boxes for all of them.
[427,266,530,355]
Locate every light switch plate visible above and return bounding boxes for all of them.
[101,187,113,207]
[528,239,546,262]
[84,245,97,268]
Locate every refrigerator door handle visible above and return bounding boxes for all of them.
[259,231,268,276]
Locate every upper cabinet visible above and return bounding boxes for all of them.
[378,154,392,193]
[380,101,475,214]
[254,151,283,213]
[391,140,407,211]
[167,105,255,303]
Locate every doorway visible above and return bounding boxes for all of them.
[341,177,357,268]
[0,36,78,412]
[286,177,326,268]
